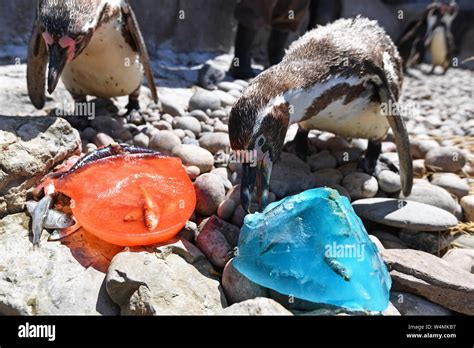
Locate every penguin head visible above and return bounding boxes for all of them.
[37,0,103,93]
[229,95,290,213]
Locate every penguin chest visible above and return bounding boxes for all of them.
[286,77,389,140]
[430,27,448,67]
[62,18,143,98]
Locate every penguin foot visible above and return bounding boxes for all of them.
[357,140,382,175]
[294,127,310,161]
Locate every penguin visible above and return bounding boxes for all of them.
[27,0,158,113]
[397,1,458,73]
[229,17,413,213]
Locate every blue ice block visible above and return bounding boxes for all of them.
[233,187,391,312]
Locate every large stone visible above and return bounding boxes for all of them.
[188,89,221,111]
[307,150,337,172]
[219,298,292,315]
[342,173,378,200]
[430,173,470,199]
[194,173,226,216]
[0,116,81,217]
[400,182,457,214]
[442,248,474,274]
[172,144,214,173]
[149,130,181,155]
[352,198,458,231]
[0,213,120,315]
[381,248,474,315]
[199,132,230,154]
[410,138,440,159]
[106,238,227,315]
[461,195,474,222]
[398,229,456,254]
[270,152,315,198]
[425,146,467,173]
[376,170,401,193]
[172,116,202,136]
[390,291,453,315]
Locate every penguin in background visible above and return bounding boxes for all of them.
[397,0,458,74]
[27,0,158,114]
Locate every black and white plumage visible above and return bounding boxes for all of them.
[229,17,413,212]
[27,0,158,111]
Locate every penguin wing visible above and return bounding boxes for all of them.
[121,1,158,104]
[27,17,48,109]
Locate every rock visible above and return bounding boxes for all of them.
[213,90,237,107]
[410,139,440,159]
[451,233,474,250]
[82,127,97,142]
[430,173,469,198]
[219,298,291,315]
[313,168,343,187]
[213,119,228,133]
[307,150,337,172]
[199,132,230,154]
[94,132,115,147]
[401,182,457,214]
[160,96,185,116]
[442,248,474,273]
[398,229,456,254]
[425,146,467,173]
[222,259,269,304]
[382,301,401,316]
[376,170,401,193]
[270,152,315,198]
[390,292,453,315]
[217,199,236,220]
[381,248,474,315]
[352,198,458,231]
[0,213,120,315]
[149,130,181,155]
[172,144,214,173]
[189,109,209,122]
[133,132,149,148]
[412,159,427,177]
[343,173,378,200]
[337,162,359,177]
[106,238,226,315]
[172,116,202,136]
[177,221,198,242]
[0,116,80,217]
[189,89,221,111]
[210,109,227,119]
[460,195,474,221]
[371,230,408,249]
[231,204,247,228]
[194,173,226,216]
[217,81,244,92]
[185,165,200,180]
[153,120,173,131]
[325,136,351,151]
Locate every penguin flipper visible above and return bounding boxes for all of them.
[121,1,158,104]
[27,17,48,110]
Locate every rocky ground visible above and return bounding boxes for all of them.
[0,58,473,316]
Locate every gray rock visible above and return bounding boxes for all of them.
[352,198,458,231]
[343,173,378,200]
[82,127,97,142]
[210,109,228,119]
[337,162,359,177]
[199,132,230,154]
[0,213,120,315]
[390,292,453,315]
[222,259,269,304]
[149,130,181,155]
[160,95,185,116]
[270,153,315,198]
[231,204,247,228]
[153,120,173,131]
[313,168,343,187]
[217,81,244,92]
[106,238,226,315]
[461,195,474,221]
[194,173,226,216]
[381,248,474,315]
[398,229,456,254]
[0,116,80,218]
[213,90,237,107]
[307,150,337,172]
[172,144,214,173]
[376,170,401,193]
[370,230,408,249]
[425,146,467,173]
[196,215,239,267]
[410,138,440,159]
[173,116,202,136]
[189,89,221,111]
[442,248,474,273]
[451,233,474,249]
[401,182,457,214]
[430,173,469,198]
[219,298,292,315]
[177,220,198,242]
[217,198,236,221]
[185,165,200,180]
[133,132,149,148]
[189,109,209,122]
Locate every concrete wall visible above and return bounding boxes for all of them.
[0,0,472,64]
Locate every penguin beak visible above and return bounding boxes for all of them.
[241,155,273,214]
[47,43,68,94]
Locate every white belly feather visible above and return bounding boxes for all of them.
[430,27,448,67]
[283,76,389,140]
[61,17,143,98]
